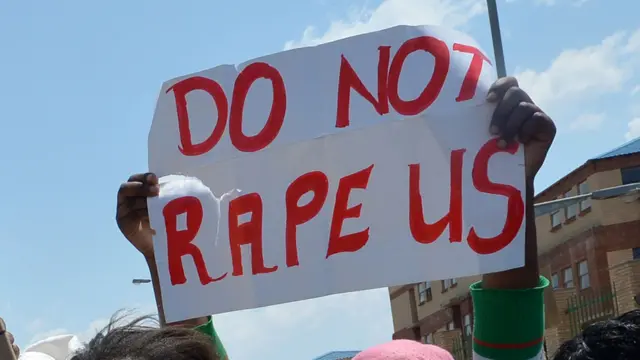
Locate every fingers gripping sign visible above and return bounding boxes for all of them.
[0,317,19,360]
[486,76,556,180]
[116,173,160,257]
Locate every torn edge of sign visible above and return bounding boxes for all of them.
[156,174,240,246]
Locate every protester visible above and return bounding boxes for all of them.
[552,310,640,359]
[346,76,556,360]
[112,76,555,360]
[1,75,564,360]
[8,315,218,360]
[349,77,640,360]
[115,174,228,359]
[69,315,217,360]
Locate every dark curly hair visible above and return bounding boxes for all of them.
[553,309,640,360]
[70,313,219,360]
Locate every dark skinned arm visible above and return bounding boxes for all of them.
[145,255,210,328]
[470,76,555,360]
[117,173,229,358]
[482,179,539,290]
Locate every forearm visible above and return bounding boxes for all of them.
[145,255,210,328]
[145,256,228,358]
[471,179,546,359]
[482,179,538,289]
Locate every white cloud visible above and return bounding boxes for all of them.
[624,28,640,54]
[286,0,640,138]
[26,318,45,333]
[516,31,639,113]
[515,28,640,139]
[625,118,640,140]
[569,113,605,131]
[284,0,485,49]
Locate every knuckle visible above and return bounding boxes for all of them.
[504,86,521,97]
[128,173,143,182]
[506,76,519,86]
[518,101,537,112]
[493,76,518,91]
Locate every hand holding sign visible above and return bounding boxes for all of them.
[486,76,556,180]
[115,173,213,328]
[0,317,19,360]
[116,173,160,259]
[482,76,556,291]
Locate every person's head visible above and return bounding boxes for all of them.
[353,339,454,360]
[70,315,219,360]
[553,309,640,360]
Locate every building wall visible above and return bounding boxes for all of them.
[536,167,640,297]
[415,277,479,321]
[390,289,415,331]
[530,159,640,300]
[535,167,640,255]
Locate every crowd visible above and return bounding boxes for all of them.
[2,77,639,360]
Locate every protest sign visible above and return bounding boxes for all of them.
[147,25,526,323]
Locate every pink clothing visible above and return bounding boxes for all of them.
[354,340,455,360]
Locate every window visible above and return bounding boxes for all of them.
[578,261,590,289]
[463,314,472,336]
[422,333,433,344]
[418,281,432,304]
[563,267,574,288]
[551,273,559,289]
[578,181,591,211]
[447,321,455,331]
[634,248,640,260]
[551,199,563,228]
[621,166,640,185]
[442,279,455,291]
[565,190,577,219]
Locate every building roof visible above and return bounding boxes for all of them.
[535,137,640,201]
[313,351,361,360]
[591,137,640,160]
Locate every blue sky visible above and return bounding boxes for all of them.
[1,0,639,359]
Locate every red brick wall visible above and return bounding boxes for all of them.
[539,220,640,294]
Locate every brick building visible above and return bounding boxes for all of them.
[388,138,640,356]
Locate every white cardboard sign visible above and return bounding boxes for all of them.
[147,25,526,323]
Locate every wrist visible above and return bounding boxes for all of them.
[482,175,538,289]
[526,178,534,197]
